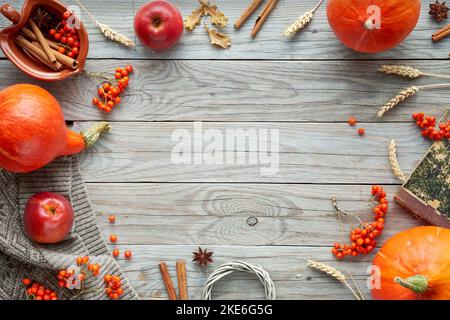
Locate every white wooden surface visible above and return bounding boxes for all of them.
[1,0,449,300]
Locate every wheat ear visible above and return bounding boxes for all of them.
[389,140,406,183]
[307,260,362,300]
[74,0,135,47]
[379,65,422,79]
[379,65,450,80]
[283,0,324,37]
[378,84,450,118]
[377,86,420,118]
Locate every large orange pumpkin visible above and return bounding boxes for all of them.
[0,84,110,173]
[372,226,450,300]
[327,0,421,53]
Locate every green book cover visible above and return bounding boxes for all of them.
[395,139,450,227]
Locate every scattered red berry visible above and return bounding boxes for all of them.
[358,128,365,136]
[108,215,116,223]
[348,117,357,126]
[332,185,388,259]
[110,234,118,243]
[112,249,120,257]
[124,250,132,259]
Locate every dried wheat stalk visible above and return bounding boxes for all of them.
[283,0,324,37]
[97,24,135,47]
[377,86,420,118]
[379,65,450,80]
[74,0,135,47]
[307,260,363,300]
[389,140,406,183]
[378,84,450,118]
[379,65,422,79]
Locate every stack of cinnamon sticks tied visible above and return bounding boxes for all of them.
[234,0,278,38]
[15,18,79,71]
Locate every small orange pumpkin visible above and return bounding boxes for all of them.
[0,84,110,173]
[327,0,421,53]
[372,226,450,300]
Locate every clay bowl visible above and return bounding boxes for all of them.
[0,0,88,81]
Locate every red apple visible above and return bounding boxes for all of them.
[23,192,74,244]
[134,0,183,51]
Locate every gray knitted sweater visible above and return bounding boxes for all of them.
[0,156,137,300]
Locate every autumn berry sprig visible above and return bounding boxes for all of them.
[88,65,134,113]
[57,256,101,289]
[22,278,58,300]
[104,274,124,299]
[332,185,387,259]
[412,110,449,141]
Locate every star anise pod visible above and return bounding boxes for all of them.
[430,1,449,22]
[192,247,214,267]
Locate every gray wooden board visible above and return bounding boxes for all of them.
[0,0,447,300]
[1,0,449,59]
[0,60,449,122]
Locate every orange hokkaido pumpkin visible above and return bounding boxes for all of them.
[0,84,110,173]
[372,226,450,300]
[327,0,421,53]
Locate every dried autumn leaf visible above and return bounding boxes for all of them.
[184,6,204,31]
[205,26,231,49]
[203,4,228,28]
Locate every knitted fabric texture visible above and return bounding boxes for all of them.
[0,156,138,300]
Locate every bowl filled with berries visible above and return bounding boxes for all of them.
[0,0,88,81]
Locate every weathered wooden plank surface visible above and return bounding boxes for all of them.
[0,0,438,301]
[90,183,422,246]
[1,0,449,60]
[75,121,430,183]
[1,60,448,122]
[111,245,375,300]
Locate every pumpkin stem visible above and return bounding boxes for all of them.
[394,275,429,294]
[81,122,111,148]
[364,19,374,30]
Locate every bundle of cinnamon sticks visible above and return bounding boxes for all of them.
[15,16,79,71]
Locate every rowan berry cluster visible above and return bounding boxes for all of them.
[412,112,450,141]
[92,65,133,112]
[332,185,387,259]
[57,256,101,289]
[22,278,58,300]
[48,11,80,58]
[104,274,124,299]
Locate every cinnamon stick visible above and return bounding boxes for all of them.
[32,41,79,69]
[22,48,60,71]
[176,260,188,300]
[159,262,177,300]
[15,36,62,70]
[29,19,57,63]
[234,0,263,30]
[251,0,278,38]
[432,24,450,42]
[21,27,61,51]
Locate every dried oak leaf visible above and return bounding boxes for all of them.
[205,26,231,49]
[184,6,204,31]
[203,4,228,28]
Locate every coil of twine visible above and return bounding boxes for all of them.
[202,261,276,300]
